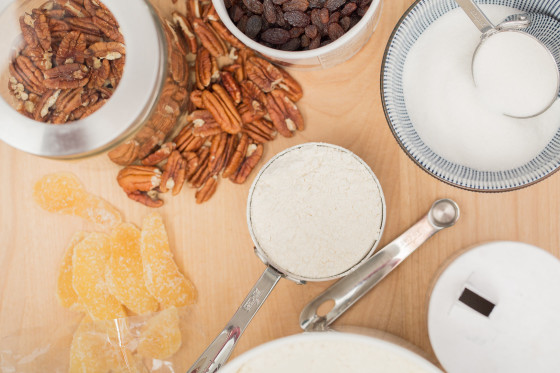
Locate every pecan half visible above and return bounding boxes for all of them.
[174,123,205,153]
[208,132,228,174]
[43,63,89,89]
[190,90,204,108]
[141,142,176,166]
[195,175,218,204]
[231,143,264,184]
[265,89,303,137]
[117,165,162,194]
[192,19,227,58]
[127,191,164,208]
[56,31,87,65]
[278,68,303,102]
[20,14,39,48]
[93,14,123,43]
[11,55,46,94]
[160,150,187,195]
[22,45,53,71]
[223,133,249,178]
[221,71,242,105]
[87,57,110,88]
[86,41,125,60]
[202,88,242,135]
[34,12,52,51]
[184,151,200,179]
[173,11,198,54]
[244,119,277,143]
[246,56,283,92]
[108,140,139,166]
[190,110,222,137]
[51,87,83,124]
[195,47,218,90]
[208,18,246,50]
[190,146,212,188]
[240,80,266,116]
[65,17,102,36]
[54,0,89,18]
[34,89,61,121]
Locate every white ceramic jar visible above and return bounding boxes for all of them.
[212,0,383,69]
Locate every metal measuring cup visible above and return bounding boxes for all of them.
[456,0,560,118]
[300,199,460,332]
[187,143,386,373]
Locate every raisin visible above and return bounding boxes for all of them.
[357,6,367,17]
[340,16,351,31]
[282,0,309,12]
[246,15,263,38]
[280,37,301,50]
[341,2,357,16]
[276,6,287,27]
[309,36,321,49]
[325,0,345,11]
[243,0,264,14]
[263,0,277,23]
[272,0,289,4]
[319,8,329,24]
[290,27,305,38]
[237,15,249,33]
[329,11,340,24]
[327,22,344,40]
[349,15,360,28]
[301,34,310,47]
[308,0,325,8]
[305,24,318,39]
[230,5,245,22]
[261,27,291,44]
[284,11,310,27]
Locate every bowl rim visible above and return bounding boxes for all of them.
[219,331,444,373]
[379,0,560,193]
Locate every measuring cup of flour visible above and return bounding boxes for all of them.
[187,143,386,373]
[456,0,560,118]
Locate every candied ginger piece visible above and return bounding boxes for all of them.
[138,307,182,360]
[33,173,122,230]
[141,213,197,308]
[69,316,142,373]
[56,231,88,309]
[107,223,159,315]
[72,233,126,320]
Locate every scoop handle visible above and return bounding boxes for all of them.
[187,266,282,373]
[455,0,494,33]
[299,199,460,332]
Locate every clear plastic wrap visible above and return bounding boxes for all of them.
[0,305,205,372]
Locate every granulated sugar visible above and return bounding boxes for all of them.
[473,31,559,118]
[249,144,384,280]
[403,5,560,171]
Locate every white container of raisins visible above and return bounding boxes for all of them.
[0,0,177,159]
[213,0,382,69]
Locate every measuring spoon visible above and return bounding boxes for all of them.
[300,199,460,331]
[187,143,386,373]
[456,0,560,118]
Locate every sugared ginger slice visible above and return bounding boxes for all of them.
[69,316,141,373]
[56,231,88,309]
[138,307,182,360]
[33,173,122,230]
[72,232,126,320]
[140,213,197,308]
[107,223,159,314]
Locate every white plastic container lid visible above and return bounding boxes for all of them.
[0,0,165,158]
[428,241,560,373]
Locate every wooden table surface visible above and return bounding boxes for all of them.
[1,0,560,370]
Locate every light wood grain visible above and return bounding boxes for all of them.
[1,0,560,369]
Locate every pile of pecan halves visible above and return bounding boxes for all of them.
[8,0,125,124]
[111,0,304,207]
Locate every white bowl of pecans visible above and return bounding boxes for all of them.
[212,0,383,69]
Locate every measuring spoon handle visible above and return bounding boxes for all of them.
[455,0,494,33]
[299,199,460,332]
[187,266,282,373]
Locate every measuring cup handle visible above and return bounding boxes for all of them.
[455,0,494,33]
[299,199,460,332]
[187,266,282,373]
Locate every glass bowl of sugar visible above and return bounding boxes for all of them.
[381,0,560,191]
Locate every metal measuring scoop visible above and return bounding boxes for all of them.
[300,199,460,332]
[456,0,560,118]
[187,143,386,373]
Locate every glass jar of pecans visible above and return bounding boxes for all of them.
[0,0,169,158]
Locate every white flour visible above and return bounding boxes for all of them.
[249,144,383,279]
[403,6,560,171]
[235,336,434,373]
[473,31,559,118]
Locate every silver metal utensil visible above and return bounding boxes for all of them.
[300,199,460,332]
[187,143,386,373]
[455,0,560,118]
